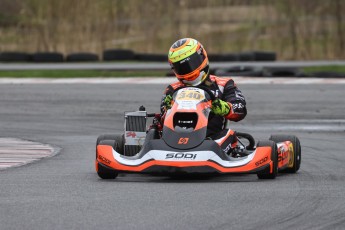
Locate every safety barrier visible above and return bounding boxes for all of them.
[0,50,277,63]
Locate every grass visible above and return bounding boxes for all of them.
[0,70,170,78]
[1,2,344,60]
[302,65,345,74]
[0,66,344,78]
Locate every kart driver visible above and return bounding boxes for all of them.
[157,38,247,155]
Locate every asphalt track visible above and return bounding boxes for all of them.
[0,79,345,230]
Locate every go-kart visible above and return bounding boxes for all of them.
[95,86,301,179]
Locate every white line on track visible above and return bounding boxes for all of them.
[0,77,345,84]
[0,138,58,170]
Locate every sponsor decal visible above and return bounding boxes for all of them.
[98,155,111,165]
[288,142,294,167]
[232,103,244,111]
[278,145,289,163]
[126,131,136,138]
[255,156,268,167]
[125,131,146,146]
[176,89,204,101]
[235,91,245,100]
[223,143,232,154]
[178,137,189,144]
[165,152,197,160]
[180,57,190,64]
[197,47,202,54]
[210,90,219,98]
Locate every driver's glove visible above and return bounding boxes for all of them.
[163,95,173,110]
[211,99,231,116]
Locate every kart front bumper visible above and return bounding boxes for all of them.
[96,145,274,175]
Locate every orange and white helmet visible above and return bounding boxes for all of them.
[168,38,209,86]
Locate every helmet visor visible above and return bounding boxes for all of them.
[171,51,206,75]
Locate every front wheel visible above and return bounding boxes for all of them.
[96,139,119,179]
[96,135,123,179]
[257,140,278,179]
[96,134,124,155]
[96,161,118,179]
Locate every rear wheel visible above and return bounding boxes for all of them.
[257,140,278,179]
[269,135,301,173]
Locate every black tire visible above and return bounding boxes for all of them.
[237,52,255,61]
[208,53,238,62]
[269,135,301,173]
[208,54,224,62]
[214,66,263,77]
[96,134,117,146]
[213,69,229,76]
[134,53,167,62]
[221,53,238,62]
[96,134,124,155]
[257,140,278,179]
[96,136,124,179]
[32,52,64,62]
[263,67,302,77]
[0,52,32,62]
[103,49,135,61]
[96,162,118,179]
[252,51,277,61]
[230,70,263,77]
[66,52,99,62]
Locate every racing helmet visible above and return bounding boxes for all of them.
[168,38,209,86]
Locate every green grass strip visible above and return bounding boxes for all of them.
[302,65,345,74]
[0,66,344,78]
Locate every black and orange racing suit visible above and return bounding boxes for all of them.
[159,75,247,154]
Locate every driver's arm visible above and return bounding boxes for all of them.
[160,85,174,116]
[222,79,247,122]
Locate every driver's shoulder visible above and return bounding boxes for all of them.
[163,81,184,95]
[210,75,234,87]
[170,81,184,90]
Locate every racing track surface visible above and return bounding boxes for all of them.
[0,80,345,230]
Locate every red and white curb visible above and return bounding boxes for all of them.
[0,77,345,84]
[0,138,58,170]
